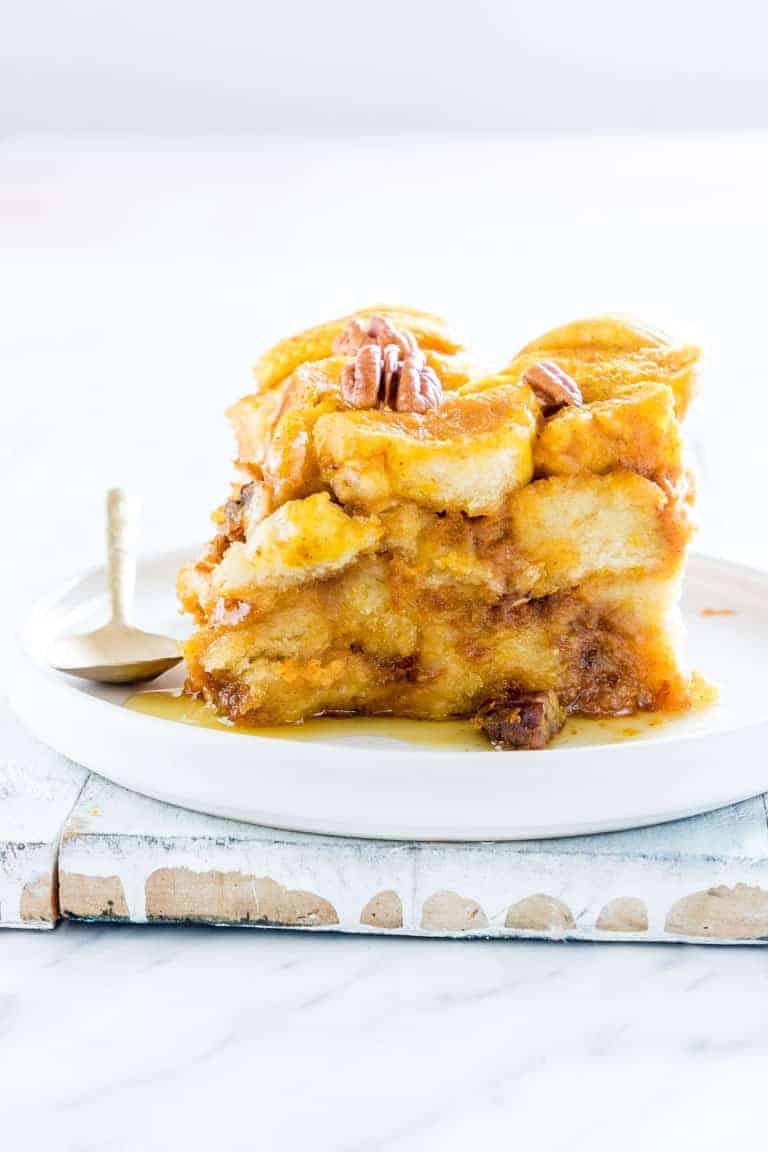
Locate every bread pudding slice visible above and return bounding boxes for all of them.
[178,307,702,747]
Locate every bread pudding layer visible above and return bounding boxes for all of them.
[178,308,701,732]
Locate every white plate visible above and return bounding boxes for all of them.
[8,548,768,841]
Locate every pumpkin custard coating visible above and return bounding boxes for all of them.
[178,307,703,747]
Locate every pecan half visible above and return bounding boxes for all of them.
[475,689,565,750]
[339,325,442,414]
[341,344,382,408]
[522,360,582,416]
[395,352,442,414]
[334,314,417,358]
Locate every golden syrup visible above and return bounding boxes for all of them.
[124,690,682,750]
[548,711,677,748]
[124,690,489,750]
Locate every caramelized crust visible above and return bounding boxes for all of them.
[509,315,699,417]
[178,309,704,732]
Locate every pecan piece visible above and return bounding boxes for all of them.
[381,343,401,407]
[341,343,382,408]
[522,360,583,416]
[475,689,565,750]
[333,316,369,355]
[221,481,257,541]
[368,315,417,357]
[334,314,417,358]
[395,353,442,414]
[341,341,442,413]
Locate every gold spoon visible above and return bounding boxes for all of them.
[49,488,183,684]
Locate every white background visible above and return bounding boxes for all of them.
[4,0,768,135]
[4,6,768,1150]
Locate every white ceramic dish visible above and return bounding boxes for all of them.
[8,548,768,841]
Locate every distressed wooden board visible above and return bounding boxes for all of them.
[0,707,87,929]
[59,774,768,943]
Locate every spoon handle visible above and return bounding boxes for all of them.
[106,488,138,626]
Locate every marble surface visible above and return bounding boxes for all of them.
[3,133,768,1146]
[1,923,768,1150]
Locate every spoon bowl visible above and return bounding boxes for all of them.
[49,623,181,684]
[48,489,183,684]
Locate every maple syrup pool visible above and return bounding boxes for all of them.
[124,690,678,750]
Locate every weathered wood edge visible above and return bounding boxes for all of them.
[57,777,768,944]
[0,712,89,930]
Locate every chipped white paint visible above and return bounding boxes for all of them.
[0,710,87,929]
[57,774,768,944]
[506,894,575,933]
[420,891,489,933]
[597,897,649,933]
[360,890,403,930]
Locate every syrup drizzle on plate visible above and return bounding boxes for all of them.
[124,690,680,749]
